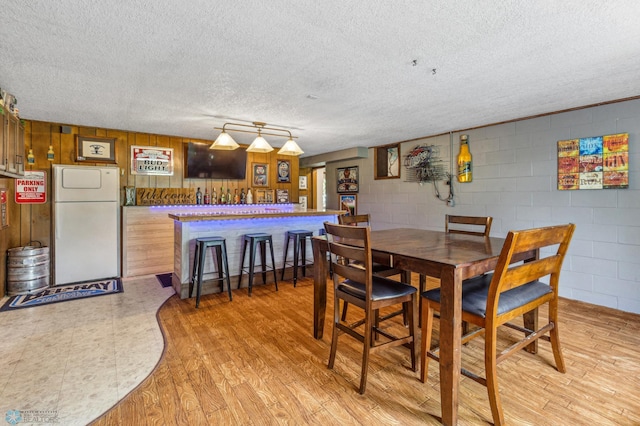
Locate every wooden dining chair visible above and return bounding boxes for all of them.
[338,213,409,322]
[419,215,493,316]
[339,214,408,279]
[420,223,575,426]
[324,221,417,394]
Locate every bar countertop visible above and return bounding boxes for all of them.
[168,207,344,222]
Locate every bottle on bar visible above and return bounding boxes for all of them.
[196,187,203,205]
[220,187,225,204]
[212,187,217,204]
[227,188,232,204]
[457,134,472,183]
[234,189,240,204]
[203,188,210,205]
[240,188,246,204]
[247,189,253,204]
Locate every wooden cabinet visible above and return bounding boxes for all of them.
[0,106,25,177]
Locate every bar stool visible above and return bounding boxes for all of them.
[238,233,278,296]
[281,230,314,287]
[190,236,232,308]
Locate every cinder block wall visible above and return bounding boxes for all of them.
[327,98,640,314]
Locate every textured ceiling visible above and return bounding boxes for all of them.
[2,1,640,157]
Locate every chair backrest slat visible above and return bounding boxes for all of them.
[446,214,492,236]
[499,255,562,292]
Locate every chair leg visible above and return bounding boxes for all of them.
[406,298,417,372]
[485,326,505,426]
[215,246,224,282]
[268,238,278,290]
[292,235,299,287]
[373,309,380,342]
[221,242,232,301]
[195,243,207,309]
[549,301,566,373]
[523,307,539,354]
[248,240,256,296]
[281,234,290,281]
[359,308,374,394]
[300,237,308,278]
[419,274,426,326]
[341,301,349,321]
[259,241,267,284]
[420,302,435,383]
[190,242,200,298]
[328,294,341,370]
[238,239,248,292]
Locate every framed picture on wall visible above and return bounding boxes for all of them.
[255,189,275,203]
[276,189,289,203]
[337,166,358,193]
[339,194,357,216]
[298,195,307,209]
[299,175,308,190]
[252,163,269,187]
[277,160,291,183]
[76,135,116,163]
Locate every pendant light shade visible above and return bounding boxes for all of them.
[246,130,274,153]
[278,137,304,156]
[210,130,240,150]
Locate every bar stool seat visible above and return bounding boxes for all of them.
[282,229,314,287]
[190,236,232,308]
[238,233,278,296]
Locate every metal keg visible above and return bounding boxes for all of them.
[7,243,50,296]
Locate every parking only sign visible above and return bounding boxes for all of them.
[16,170,47,204]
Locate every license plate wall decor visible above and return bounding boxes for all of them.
[557,133,628,190]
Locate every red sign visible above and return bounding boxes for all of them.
[16,170,47,204]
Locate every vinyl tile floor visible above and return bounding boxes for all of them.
[0,275,175,426]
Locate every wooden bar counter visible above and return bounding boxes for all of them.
[168,204,342,299]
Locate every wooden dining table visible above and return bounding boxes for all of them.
[312,228,537,426]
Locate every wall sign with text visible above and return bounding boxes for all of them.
[15,170,47,204]
[557,133,629,190]
[131,146,174,176]
[1,189,8,228]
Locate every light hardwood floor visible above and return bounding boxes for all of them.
[92,276,640,425]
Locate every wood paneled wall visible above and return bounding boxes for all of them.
[0,120,300,295]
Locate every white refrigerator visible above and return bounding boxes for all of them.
[52,164,120,285]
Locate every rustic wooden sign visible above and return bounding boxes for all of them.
[136,188,195,205]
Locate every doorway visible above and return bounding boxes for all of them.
[312,167,326,210]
